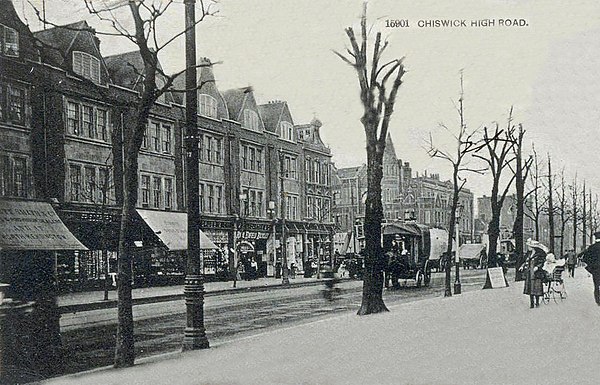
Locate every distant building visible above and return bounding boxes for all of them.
[332,134,474,244]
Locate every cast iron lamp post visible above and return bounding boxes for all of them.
[454,203,463,295]
[267,201,277,277]
[279,152,290,285]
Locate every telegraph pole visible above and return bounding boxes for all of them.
[183,0,209,351]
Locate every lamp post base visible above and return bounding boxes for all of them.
[182,275,209,351]
[454,281,462,295]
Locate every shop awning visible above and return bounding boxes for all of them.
[459,243,486,260]
[136,209,217,251]
[0,199,87,251]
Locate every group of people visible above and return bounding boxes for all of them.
[523,231,600,308]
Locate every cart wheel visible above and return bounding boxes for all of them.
[424,270,431,287]
[415,271,423,288]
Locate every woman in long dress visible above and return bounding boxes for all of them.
[523,240,547,308]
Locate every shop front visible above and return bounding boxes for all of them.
[0,198,87,382]
[136,209,218,284]
[234,229,270,279]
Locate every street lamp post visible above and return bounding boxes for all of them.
[279,152,290,285]
[454,203,463,295]
[267,201,277,277]
[182,0,208,351]
[232,192,247,288]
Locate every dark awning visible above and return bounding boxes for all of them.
[137,209,217,251]
[0,199,87,251]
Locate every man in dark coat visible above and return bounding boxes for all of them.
[582,231,600,305]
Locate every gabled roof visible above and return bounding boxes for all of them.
[34,21,91,67]
[104,50,145,89]
[104,50,173,103]
[384,132,398,160]
[337,166,364,179]
[222,87,251,121]
[258,102,284,133]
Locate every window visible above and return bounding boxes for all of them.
[97,109,108,141]
[215,138,222,163]
[216,186,223,214]
[281,154,296,179]
[280,121,294,141]
[8,87,24,124]
[152,122,161,152]
[208,185,214,212]
[257,191,263,217]
[198,134,204,161]
[1,24,19,57]
[67,102,80,135]
[249,147,255,171]
[292,196,298,220]
[249,190,256,216]
[84,167,96,202]
[242,146,248,169]
[242,109,260,131]
[164,178,173,209]
[141,175,150,206]
[153,177,162,208]
[199,184,205,212]
[314,160,320,183]
[70,164,81,201]
[256,149,262,172]
[163,124,171,153]
[0,155,9,196]
[98,168,109,204]
[198,94,218,118]
[206,136,212,162]
[73,51,101,84]
[13,157,26,197]
[83,105,94,138]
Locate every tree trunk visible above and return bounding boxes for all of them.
[488,209,501,268]
[114,150,138,367]
[358,135,388,315]
[513,140,525,281]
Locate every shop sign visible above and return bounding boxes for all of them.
[204,230,228,244]
[240,231,269,240]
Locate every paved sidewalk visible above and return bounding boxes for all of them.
[57,276,328,309]
[45,272,600,385]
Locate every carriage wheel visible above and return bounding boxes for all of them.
[424,269,431,287]
[415,271,423,288]
[542,282,550,304]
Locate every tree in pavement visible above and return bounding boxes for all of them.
[28,0,218,367]
[508,124,532,281]
[474,108,518,268]
[426,71,483,296]
[334,2,406,315]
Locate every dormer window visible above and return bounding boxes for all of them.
[280,121,294,141]
[199,94,218,118]
[0,24,19,57]
[73,51,100,84]
[243,109,260,131]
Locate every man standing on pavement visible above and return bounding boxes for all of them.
[582,231,600,305]
[565,249,577,277]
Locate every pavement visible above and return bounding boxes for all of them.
[57,275,333,312]
[43,270,600,385]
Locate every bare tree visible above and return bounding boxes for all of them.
[426,71,482,296]
[474,109,517,268]
[508,124,532,281]
[524,146,548,241]
[334,2,406,315]
[28,0,218,367]
[571,175,579,253]
[555,168,572,256]
[546,154,556,253]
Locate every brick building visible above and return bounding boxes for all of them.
[1,4,336,290]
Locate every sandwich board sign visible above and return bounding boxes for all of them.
[483,267,509,289]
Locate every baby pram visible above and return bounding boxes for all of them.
[542,265,567,304]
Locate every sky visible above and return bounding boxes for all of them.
[14,0,600,197]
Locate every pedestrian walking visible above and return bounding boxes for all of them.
[581,231,600,306]
[565,249,577,277]
[523,239,547,308]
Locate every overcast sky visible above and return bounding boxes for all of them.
[16,0,600,197]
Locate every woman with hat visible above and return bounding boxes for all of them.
[523,239,548,308]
